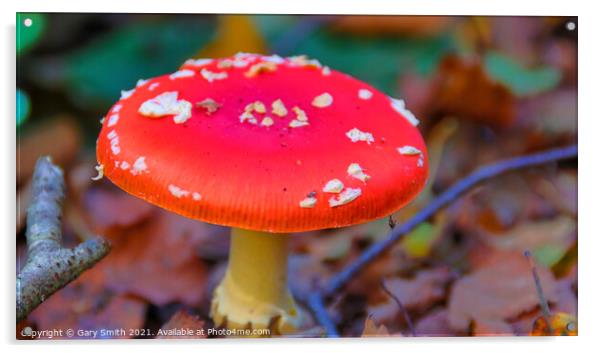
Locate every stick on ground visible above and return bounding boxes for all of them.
[16,156,111,323]
[305,144,577,337]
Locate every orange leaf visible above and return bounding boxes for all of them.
[332,16,454,37]
[17,117,81,183]
[427,55,517,128]
[156,310,206,339]
[362,317,397,337]
[531,312,577,336]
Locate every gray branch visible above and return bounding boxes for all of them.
[306,144,578,337]
[17,156,111,323]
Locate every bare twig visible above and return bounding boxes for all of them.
[307,293,338,337]
[524,250,553,334]
[380,280,416,336]
[305,144,577,336]
[16,157,111,323]
[323,144,577,298]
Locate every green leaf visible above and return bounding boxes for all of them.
[16,89,31,127]
[16,13,47,55]
[29,18,216,111]
[255,16,458,96]
[533,244,567,268]
[253,15,299,44]
[300,34,452,95]
[402,222,438,258]
[484,51,561,96]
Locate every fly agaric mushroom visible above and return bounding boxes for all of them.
[96,53,428,335]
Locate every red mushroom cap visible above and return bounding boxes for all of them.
[96,53,428,233]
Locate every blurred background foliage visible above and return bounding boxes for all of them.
[17,14,577,338]
[17,14,574,135]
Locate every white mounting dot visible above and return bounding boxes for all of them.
[23,18,32,27]
[566,21,576,31]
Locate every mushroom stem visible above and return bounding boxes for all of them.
[210,228,302,335]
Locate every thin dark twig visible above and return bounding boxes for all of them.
[524,250,553,335]
[304,144,577,336]
[307,292,339,337]
[323,144,577,298]
[380,279,416,336]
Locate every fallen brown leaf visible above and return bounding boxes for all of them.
[488,17,549,63]
[367,268,451,324]
[361,317,398,337]
[85,187,154,231]
[510,273,577,336]
[29,270,146,339]
[447,251,557,333]
[427,55,517,128]
[17,117,81,184]
[544,39,577,86]
[520,89,577,146]
[332,15,454,37]
[97,210,211,306]
[481,216,576,267]
[535,171,577,216]
[156,310,206,339]
[473,318,514,336]
[531,312,577,336]
[415,308,455,336]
